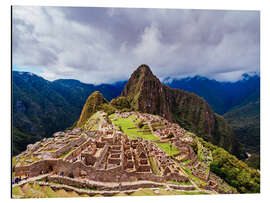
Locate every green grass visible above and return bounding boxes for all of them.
[130,188,208,196]
[155,142,180,156]
[15,153,42,166]
[12,186,24,197]
[82,111,105,131]
[110,113,181,157]
[109,114,159,141]
[149,156,161,175]
[151,122,166,130]
[167,180,192,186]
[59,147,75,159]
[42,186,57,198]
[180,166,208,187]
[182,159,191,165]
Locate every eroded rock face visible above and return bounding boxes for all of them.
[121,64,238,155]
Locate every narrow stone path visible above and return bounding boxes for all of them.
[12,174,50,187]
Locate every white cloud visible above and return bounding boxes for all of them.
[12,7,260,83]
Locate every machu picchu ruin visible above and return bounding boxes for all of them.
[12,110,238,198]
[12,65,260,198]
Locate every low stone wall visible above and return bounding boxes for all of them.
[14,159,58,177]
[65,139,92,161]
[51,136,86,158]
[14,165,31,176]
[46,175,165,191]
[165,173,189,182]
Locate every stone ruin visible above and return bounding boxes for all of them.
[13,111,220,193]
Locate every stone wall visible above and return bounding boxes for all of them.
[51,136,86,158]
[94,144,109,169]
[14,158,167,183]
[65,139,92,161]
[46,175,165,191]
[14,159,58,177]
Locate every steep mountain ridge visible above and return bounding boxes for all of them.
[166,74,260,114]
[12,71,125,155]
[224,91,260,154]
[121,65,239,156]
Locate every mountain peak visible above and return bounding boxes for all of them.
[129,64,156,81]
[135,64,152,74]
[76,91,108,127]
[119,64,238,156]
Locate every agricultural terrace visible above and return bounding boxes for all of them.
[109,113,180,156]
[82,111,105,131]
[109,113,158,141]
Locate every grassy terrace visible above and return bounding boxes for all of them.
[155,142,180,156]
[83,112,103,131]
[109,114,159,141]
[59,147,76,159]
[179,165,208,187]
[109,113,180,156]
[14,153,42,167]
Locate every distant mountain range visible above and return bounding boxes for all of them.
[165,73,260,115]
[12,70,260,161]
[12,71,125,155]
[164,74,260,156]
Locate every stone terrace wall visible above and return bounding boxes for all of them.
[65,138,92,161]
[51,136,86,158]
[14,159,58,177]
[46,175,166,191]
[94,144,109,169]
[15,158,168,183]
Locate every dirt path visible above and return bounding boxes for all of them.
[12,174,50,187]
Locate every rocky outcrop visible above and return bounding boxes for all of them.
[121,64,238,155]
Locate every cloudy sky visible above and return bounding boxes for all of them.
[12,6,260,84]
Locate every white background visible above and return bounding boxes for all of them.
[1,0,269,202]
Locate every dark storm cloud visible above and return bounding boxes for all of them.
[12,6,260,84]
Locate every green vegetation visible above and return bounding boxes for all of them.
[76,91,108,127]
[13,182,89,199]
[82,111,103,131]
[100,103,116,115]
[12,185,24,197]
[149,156,161,175]
[15,153,42,166]
[12,71,125,155]
[59,147,75,159]
[197,137,260,193]
[167,180,192,186]
[151,122,166,131]
[168,74,260,155]
[155,142,180,156]
[130,188,209,196]
[13,182,208,198]
[180,166,208,187]
[109,114,159,141]
[182,159,191,165]
[12,127,42,156]
[224,93,260,155]
[110,96,131,110]
[246,154,260,170]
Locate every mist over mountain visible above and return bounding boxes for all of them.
[165,73,260,115]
